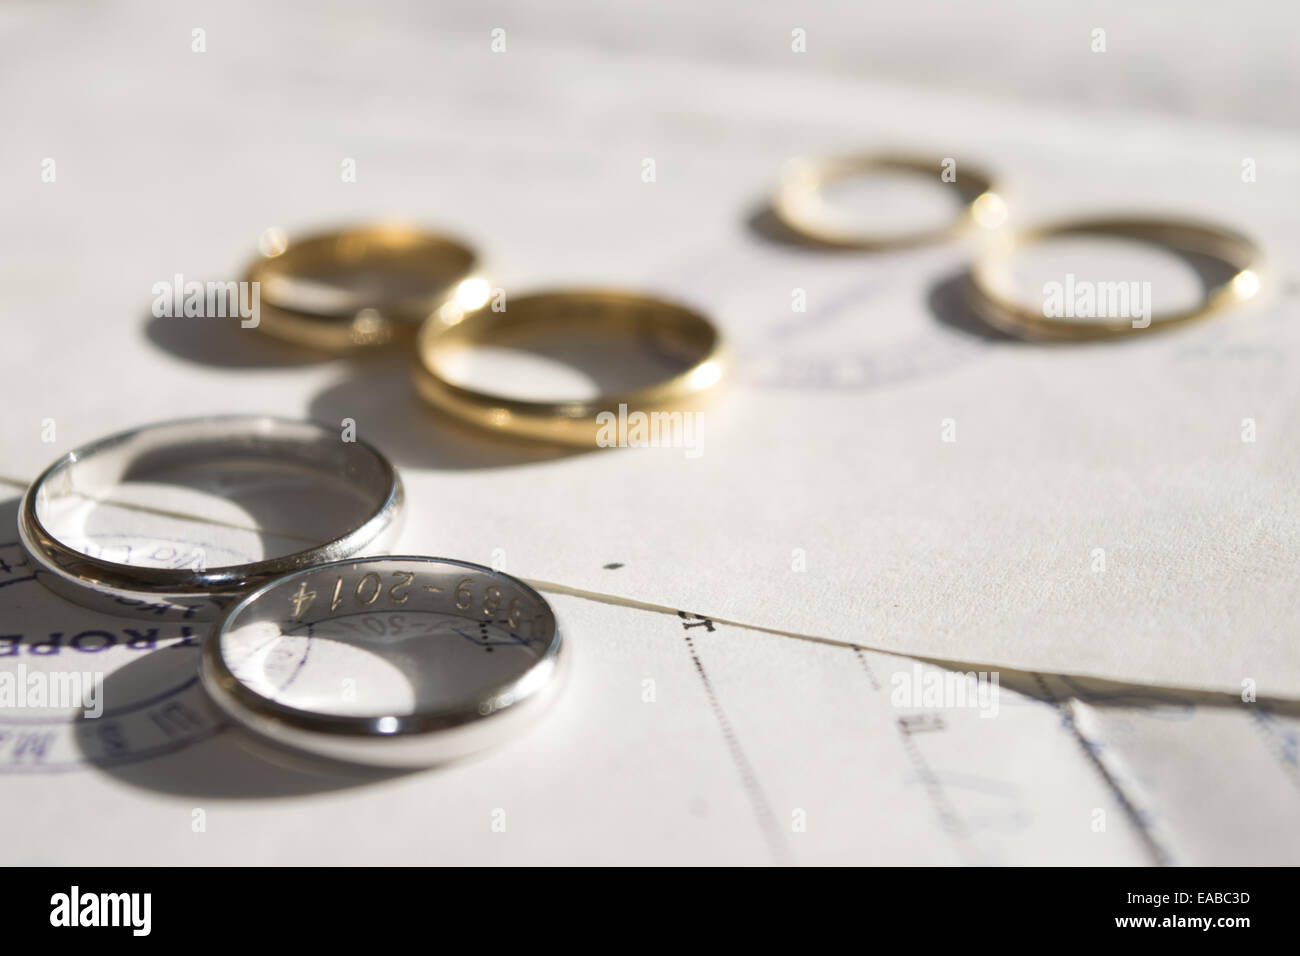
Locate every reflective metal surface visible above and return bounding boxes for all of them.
[201,556,566,767]
[18,416,404,620]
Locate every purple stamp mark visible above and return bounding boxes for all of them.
[0,537,304,773]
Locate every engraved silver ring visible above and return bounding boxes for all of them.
[200,556,567,767]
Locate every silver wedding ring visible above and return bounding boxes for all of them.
[200,556,566,767]
[19,416,404,621]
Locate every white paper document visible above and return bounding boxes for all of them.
[2,0,1298,864]
[4,3,1298,694]
[3,563,1296,864]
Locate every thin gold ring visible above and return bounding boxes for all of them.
[244,224,485,351]
[413,290,727,446]
[772,153,1007,249]
[968,216,1264,342]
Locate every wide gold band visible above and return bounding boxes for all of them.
[412,290,726,446]
[772,153,1006,249]
[968,217,1264,342]
[245,224,483,351]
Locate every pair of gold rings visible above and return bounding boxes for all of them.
[771,154,1264,340]
[245,225,726,446]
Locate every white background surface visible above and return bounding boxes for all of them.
[1,0,1298,864]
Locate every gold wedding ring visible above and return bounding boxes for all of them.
[968,217,1264,342]
[413,290,726,446]
[245,224,485,351]
[772,153,1007,249]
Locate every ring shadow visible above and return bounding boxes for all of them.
[74,652,413,799]
[308,351,595,471]
[0,495,408,797]
[143,309,334,369]
[927,270,1016,342]
[746,202,870,254]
